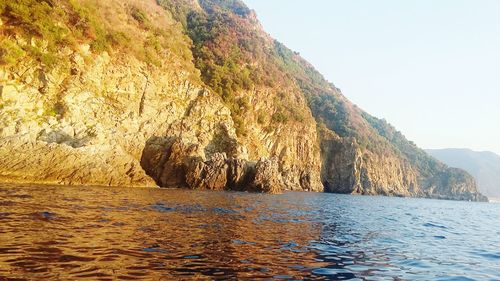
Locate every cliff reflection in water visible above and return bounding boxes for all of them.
[0,185,325,280]
[1,185,499,280]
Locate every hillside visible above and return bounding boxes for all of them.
[0,0,486,201]
[427,148,500,199]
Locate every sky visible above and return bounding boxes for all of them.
[243,0,500,155]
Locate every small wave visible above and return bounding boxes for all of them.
[423,222,448,229]
[0,212,10,217]
[151,203,174,212]
[437,277,475,281]
[142,247,168,254]
[232,239,255,245]
[183,255,203,259]
[30,211,57,220]
[475,251,500,260]
[273,275,293,279]
[211,207,238,214]
[0,201,15,206]
[58,255,96,262]
[312,267,356,278]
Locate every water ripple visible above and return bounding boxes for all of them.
[0,185,498,280]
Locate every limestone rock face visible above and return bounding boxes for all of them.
[320,130,416,197]
[0,138,155,187]
[251,158,285,194]
[0,47,320,192]
[318,124,486,200]
[186,153,229,191]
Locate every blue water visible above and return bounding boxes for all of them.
[0,185,498,280]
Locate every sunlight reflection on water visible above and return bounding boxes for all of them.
[0,185,498,280]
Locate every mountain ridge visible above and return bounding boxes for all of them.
[0,0,487,201]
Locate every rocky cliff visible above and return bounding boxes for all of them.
[427,148,500,199]
[0,0,321,193]
[0,0,486,200]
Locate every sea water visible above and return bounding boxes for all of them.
[0,185,498,280]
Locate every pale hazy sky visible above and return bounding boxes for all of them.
[244,0,500,155]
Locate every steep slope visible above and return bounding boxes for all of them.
[0,0,321,192]
[270,44,485,201]
[0,0,486,200]
[0,0,215,186]
[157,0,486,201]
[426,149,500,199]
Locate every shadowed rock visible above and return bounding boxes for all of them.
[186,153,229,190]
[227,158,254,190]
[142,138,286,193]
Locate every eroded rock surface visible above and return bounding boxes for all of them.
[0,45,320,192]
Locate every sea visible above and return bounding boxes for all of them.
[0,184,498,280]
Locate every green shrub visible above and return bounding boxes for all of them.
[40,52,58,68]
[272,111,288,123]
[290,108,305,123]
[144,47,161,67]
[131,7,148,25]
[232,113,247,137]
[145,35,162,52]
[68,0,112,52]
[0,38,25,66]
[107,32,131,47]
[2,0,71,47]
[0,0,106,66]
[257,112,267,124]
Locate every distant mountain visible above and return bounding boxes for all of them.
[426,149,500,199]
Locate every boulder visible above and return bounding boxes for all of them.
[251,158,285,194]
[186,153,228,190]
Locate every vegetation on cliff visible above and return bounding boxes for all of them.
[0,0,197,75]
[0,0,486,200]
[157,0,486,200]
[157,0,310,136]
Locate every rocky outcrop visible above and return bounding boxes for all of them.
[186,155,286,193]
[0,40,207,186]
[227,158,253,189]
[251,158,286,193]
[0,0,323,192]
[187,153,230,191]
[0,136,154,186]
[423,168,488,201]
[319,127,487,201]
[320,127,417,196]
[141,138,286,193]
